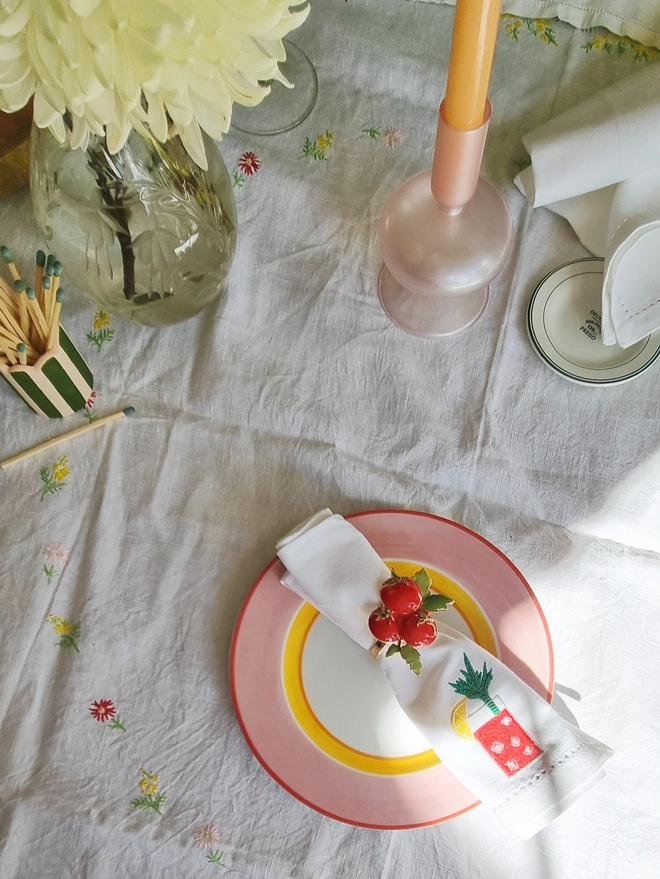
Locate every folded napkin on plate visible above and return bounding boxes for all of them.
[277,509,613,839]
[514,63,660,348]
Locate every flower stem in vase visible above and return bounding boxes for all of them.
[86,145,137,301]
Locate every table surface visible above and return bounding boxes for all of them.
[0,2,657,877]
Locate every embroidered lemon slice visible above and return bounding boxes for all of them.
[450,698,475,740]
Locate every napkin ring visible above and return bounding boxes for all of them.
[370,640,387,659]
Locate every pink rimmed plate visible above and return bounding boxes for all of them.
[230,510,554,829]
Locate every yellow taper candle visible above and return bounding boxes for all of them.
[443,0,502,130]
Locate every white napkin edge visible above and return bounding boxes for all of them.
[514,169,613,257]
[509,766,608,840]
[276,508,334,551]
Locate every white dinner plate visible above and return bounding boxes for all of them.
[527,258,660,385]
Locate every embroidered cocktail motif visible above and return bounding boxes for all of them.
[449,653,543,776]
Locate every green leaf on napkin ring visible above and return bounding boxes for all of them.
[422,593,454,612]
[400,644,423,677]
[412,567,432,597]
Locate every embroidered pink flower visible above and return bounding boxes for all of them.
[43,543,71,565]
[89,699,117,722]
[382,126,402,148]
[193,824,220,849]
[86,391,97,409]
[238,151,260,176]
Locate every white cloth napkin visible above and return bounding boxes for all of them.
[276,509,613,839]
[406,1,660,51]
[514,63,660,348]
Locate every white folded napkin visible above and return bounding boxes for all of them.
[405,2,660,52]
[514,63,660,348]
[276,509,613,839]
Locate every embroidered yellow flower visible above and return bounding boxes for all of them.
[52,456,70,482]
[93,311,111,330]
[47,615,73,636]
[46,614,81,651]
[316,135,332,152]
[139,769,160,797]
[504,18,523,40]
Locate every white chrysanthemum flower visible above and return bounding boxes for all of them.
[0,0,310,168]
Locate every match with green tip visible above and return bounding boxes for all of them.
[123,407,136,416]
[53,261,62,276]
[56,289,64,302]
[14,280,26,292]
[43,277,51,289]
[26,287,36,300]
[17,343,26,353]
[36,250,46,267]
[1,245,13,262]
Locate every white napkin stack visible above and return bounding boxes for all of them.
[514,63,660,348]
[276,509,613,839]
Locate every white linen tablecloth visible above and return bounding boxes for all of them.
[0,2,657,877]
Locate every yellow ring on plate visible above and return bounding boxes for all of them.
[282,561,497,775]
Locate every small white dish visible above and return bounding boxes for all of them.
[527,258,660,385]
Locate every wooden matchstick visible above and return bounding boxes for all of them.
[16,342,26,365]
[13,279,30,338]
[26,286,50,348]
[0,291,33,346]
[0,407,136,469]
[1,245,21,282]
[41,276,53,326]
[46,289,64,351]
[35,250,46,308]
[0,299,32,349]
[0,276,18,313]
[42,255,55,320]
[0,338,17,365]
[50,261,62,303]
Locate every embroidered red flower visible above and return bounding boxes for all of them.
[238,151,260,176]
[89,699,117,722]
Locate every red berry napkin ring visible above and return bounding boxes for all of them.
[369,568,454,675]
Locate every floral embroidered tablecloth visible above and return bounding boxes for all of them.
[0,2,658,877]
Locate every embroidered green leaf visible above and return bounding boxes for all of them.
[206,850,226,866]
[43,564,59,584]
[400,644,422,676]
[87,327,115,351]
[109,716,127,731]
[300,137,318,159]
[362,125,381,140]
[232,171,245,189]
[131,792,167,815]
[412,568,432,598]
[40,466,64,500]
[422,593,454,613]
[385,642,401,658]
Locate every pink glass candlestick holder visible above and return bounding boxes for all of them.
[378,102,513,338]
